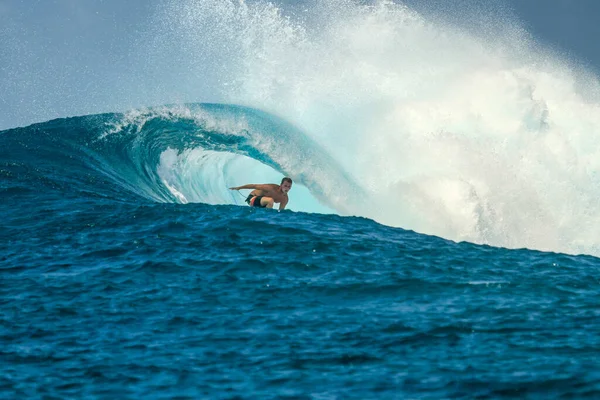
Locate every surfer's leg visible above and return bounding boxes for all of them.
[260,197,274,208]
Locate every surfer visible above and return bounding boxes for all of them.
[229,177,292,210]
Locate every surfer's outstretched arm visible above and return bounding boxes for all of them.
[229,184,271,191]
[229,184,255,190]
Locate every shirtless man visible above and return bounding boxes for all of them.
[229,177,292,210]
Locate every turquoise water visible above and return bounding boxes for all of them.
[2,106,599,398]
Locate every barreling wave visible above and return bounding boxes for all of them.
[0,103,359,213]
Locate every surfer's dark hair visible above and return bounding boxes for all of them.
[281,177,293,185]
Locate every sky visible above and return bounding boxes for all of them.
[507,0,600,70]
[1,0,600,130]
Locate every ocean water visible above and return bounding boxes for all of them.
[2,104,600,399]
[2,0,600,399]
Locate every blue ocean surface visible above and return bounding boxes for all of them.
[1,104,599,399]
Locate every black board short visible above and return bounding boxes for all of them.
[245,195,266,208]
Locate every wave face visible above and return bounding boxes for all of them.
[136,0,600,256]
[1,103,357,215]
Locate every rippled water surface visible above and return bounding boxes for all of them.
[3,196,600,398]
[2,110,600,399]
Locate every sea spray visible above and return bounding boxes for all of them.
[150,0,600,255]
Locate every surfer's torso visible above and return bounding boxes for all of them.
[249,184,288,204]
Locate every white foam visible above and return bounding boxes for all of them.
[99,105,251,141]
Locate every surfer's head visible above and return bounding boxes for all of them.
[280,177,293,193]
